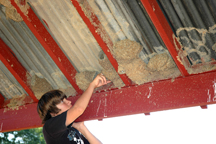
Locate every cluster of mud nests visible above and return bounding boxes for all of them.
[113,39,180,85]
[75,39,181,89]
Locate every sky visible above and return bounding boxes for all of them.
[85,104,216,144]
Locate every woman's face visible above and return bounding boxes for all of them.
[55,98,72,116]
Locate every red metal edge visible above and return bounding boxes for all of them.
[200,105,207,109]
[0,94,4,109]
[144,113,151,116]
[1,70,216,132]
[70,0,132,86]
[0,38,38,102]
[140,0,189,77]
[10,0,82,94]
[19,0,26,6]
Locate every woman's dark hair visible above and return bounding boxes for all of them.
[37,90,67,124]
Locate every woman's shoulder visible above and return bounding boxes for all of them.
[43,111,69,138]
[44,111,67,128]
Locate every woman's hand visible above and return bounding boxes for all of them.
[72,121,85,131]
[91,73,111,88]
[72,121,102,144]
[66,74,110,128]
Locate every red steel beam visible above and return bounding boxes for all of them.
[70,0,132,86]
[140,0,189,77]
[10,0,82,94]
[0,103,42,132]
[1,70,216,132]
[0,38,38,102]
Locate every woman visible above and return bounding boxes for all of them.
[37,74,110,144]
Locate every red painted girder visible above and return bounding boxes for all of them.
[70,0,132,86]
[77,71,216,121]
[0,103,42,133]
[140,0,189,77]
[10,0,82,94]
[1,71,216,132]
[0,38,38,102]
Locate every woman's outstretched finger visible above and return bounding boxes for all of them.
[101,75,106,84]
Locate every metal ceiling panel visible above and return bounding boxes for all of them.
[0,60,26,99]
[29,0,103,72]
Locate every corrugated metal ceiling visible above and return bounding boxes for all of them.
[30,0,103,72]
[0,0,216,102]
[0,4,74,99]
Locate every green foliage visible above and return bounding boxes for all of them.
[0,127,46,144]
